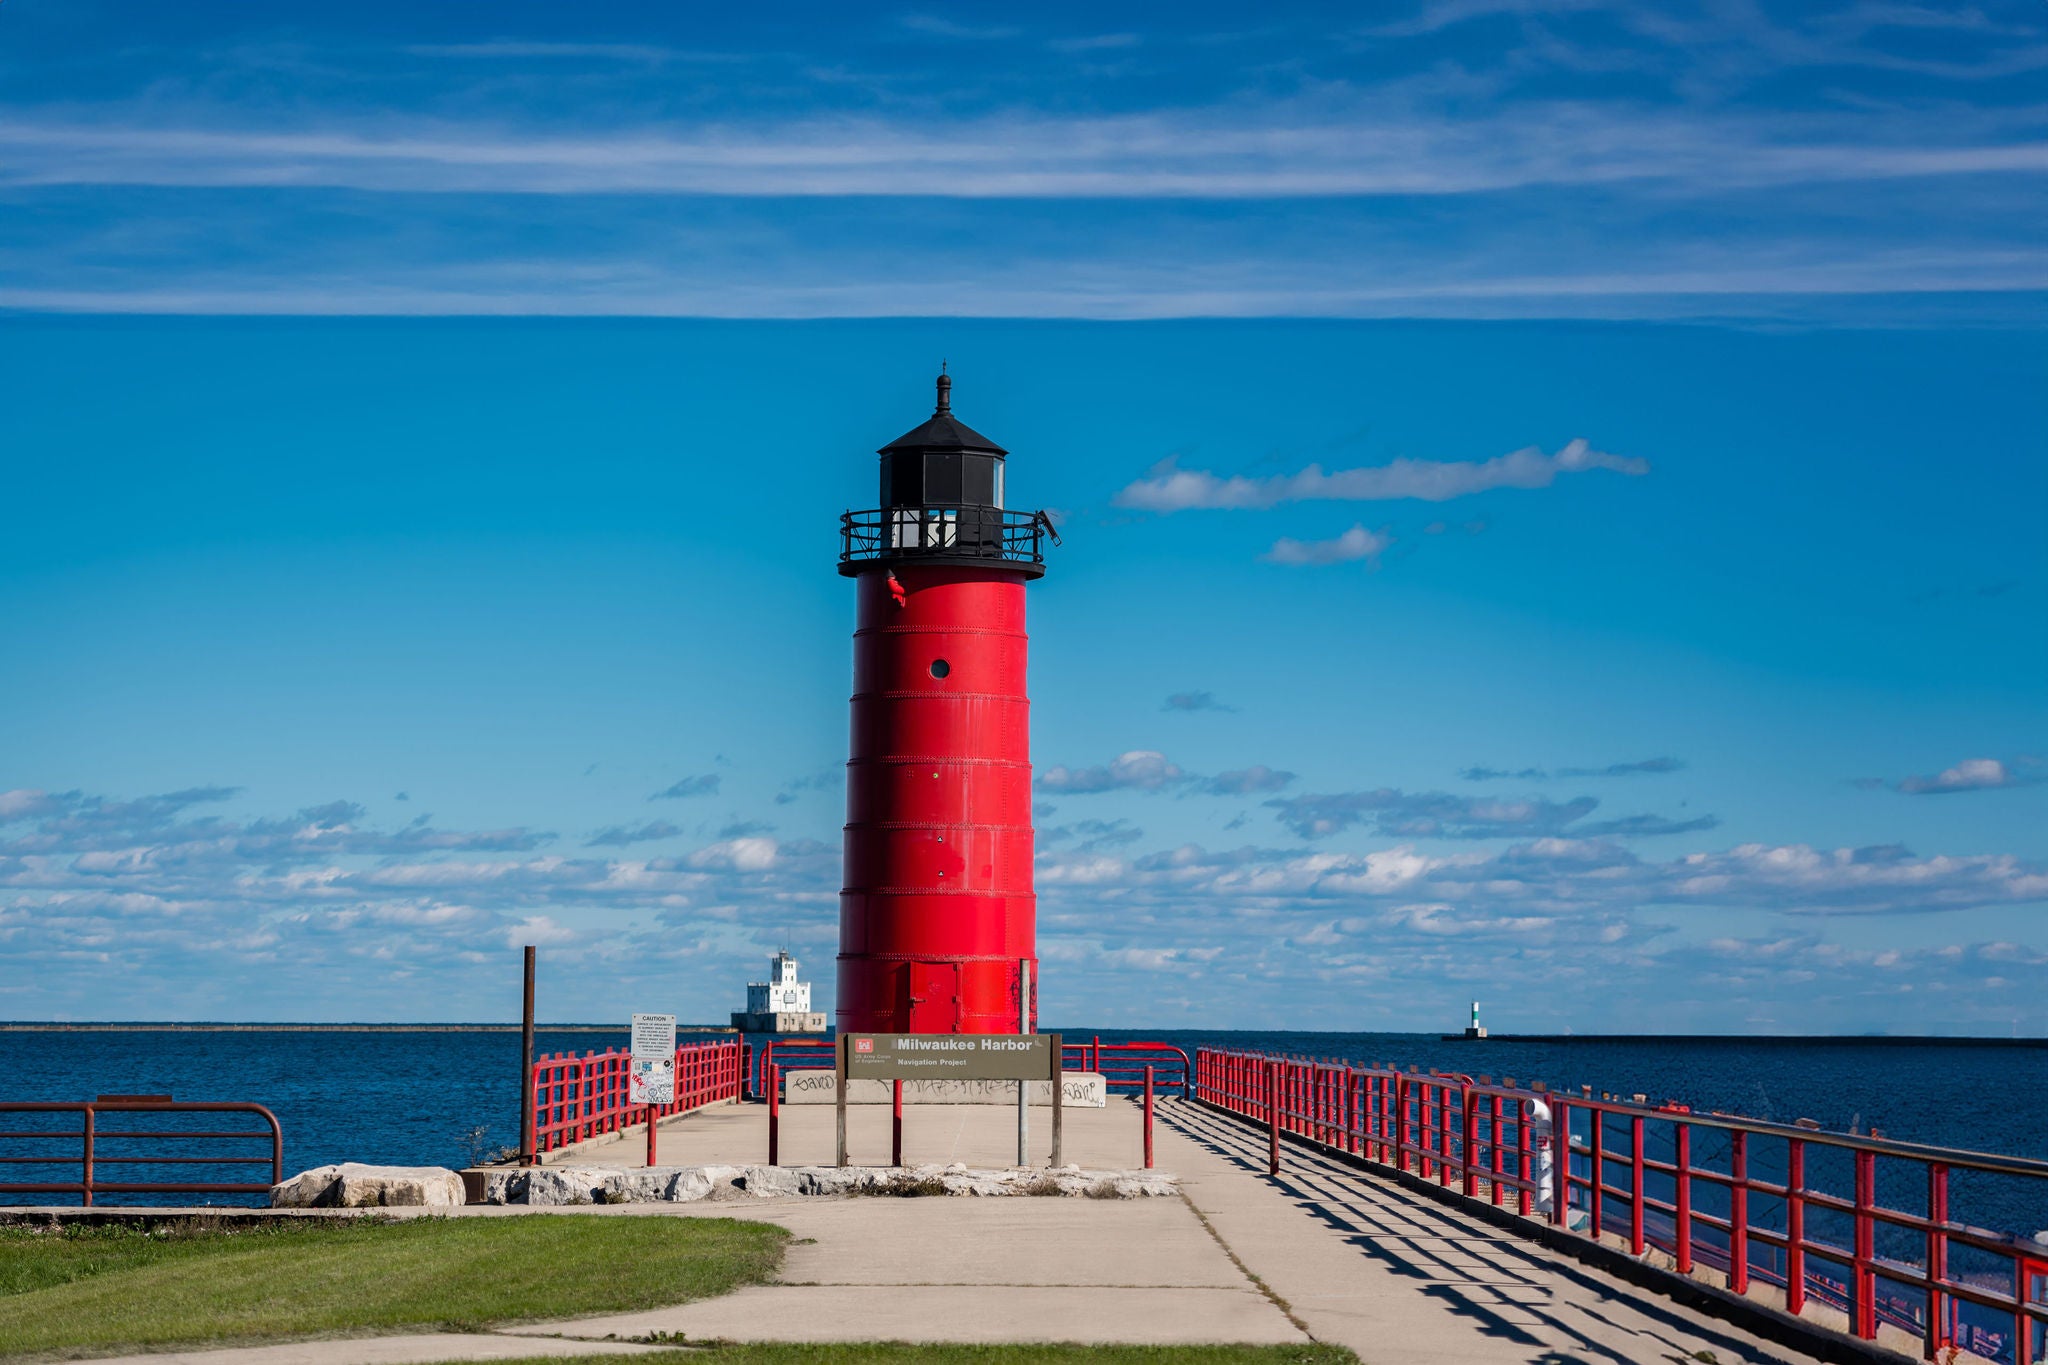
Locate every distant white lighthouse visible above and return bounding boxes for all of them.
[732,951,827,1034]
[1464,1000,1488,1039]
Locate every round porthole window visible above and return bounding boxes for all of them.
[929,659,951,679]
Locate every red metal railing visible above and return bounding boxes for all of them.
[1198,1049,2048,1365]
[1063,1038,1193,1098]
[0,1095,283,1205]
[749,1036,1191,1102]
[529,1038,746,1155]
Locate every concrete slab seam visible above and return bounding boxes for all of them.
[1174,1188,1316,1343]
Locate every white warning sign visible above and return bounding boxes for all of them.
[628,1012,676,1105]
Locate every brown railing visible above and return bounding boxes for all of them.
[0,1095,283,1205]
[1199,1049,2048,1364]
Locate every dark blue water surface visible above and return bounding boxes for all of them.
[3,1026,2043,1217]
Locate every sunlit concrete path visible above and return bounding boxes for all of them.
[38,1095,1857,1364]
[1157,1097,1827,1365]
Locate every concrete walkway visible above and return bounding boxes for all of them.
[1160,1098,1818,1365]
[40,1096,1850,1365]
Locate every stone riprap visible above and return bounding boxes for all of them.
[782,1071,1107,1107]
[470,1163,1177,1205]
[271,1163,467,1209]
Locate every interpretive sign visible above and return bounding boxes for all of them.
[629,1012,676,1105]
[843,1033,1056,1081]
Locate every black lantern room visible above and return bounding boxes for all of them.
[839,373,1051,578]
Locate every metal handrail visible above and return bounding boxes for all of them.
[840,507,1049,569]
[528,1037,745,1155]
[1196,1048,2048,1363]
[0,1098,283,1205]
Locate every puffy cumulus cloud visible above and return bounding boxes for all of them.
[1894,757,2039,795]
[0,784,838,1020]
[1463,758,1684,781]
[1039,751,1185,794]
[1264,524,1390,567]
[1040,836,2048,920]
[684,837,781,872]
[1115,439,1647,513]
[1198,766,1297,796]
[651,774,720,800]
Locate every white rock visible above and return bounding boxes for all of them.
[270,1163,466,1209]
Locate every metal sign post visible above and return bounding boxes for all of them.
[519,946,537,1166]
[629,1012,676,1167]
[841,1032,1061,1168]
[1050,1032,1064,1168]
[1016,960,1031,1167]
[835,1034,849,1168]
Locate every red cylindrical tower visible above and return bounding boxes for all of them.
[836,373,1053,1035]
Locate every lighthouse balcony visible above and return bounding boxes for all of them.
[839,507,1049,576]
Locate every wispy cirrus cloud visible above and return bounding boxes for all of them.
[651,774,720,800]
[1163,690,1235,713]
[584,819,683,847]
[1117,440,1647,512]
[1463,757,1684,780]
[1265,787,1712,840]
[1036,752,1298,797]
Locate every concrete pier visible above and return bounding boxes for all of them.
[517,1095,1842,1362]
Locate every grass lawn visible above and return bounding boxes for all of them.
[442,1351,1358,1364]
[0,1215,785,1358]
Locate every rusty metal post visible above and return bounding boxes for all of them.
[1675,1122,1693,1273]
[646,1104,658,1167]
[1144,1065,1155,1170]
[1786,1139,1807,1315]
[519,945,537,1166]
[81,1104,94,1207]
[1729,1130,1749,1292]
[1926,1162,1949,1357]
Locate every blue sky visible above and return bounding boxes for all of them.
[1,2,2044,1032]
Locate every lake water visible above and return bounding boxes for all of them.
[3,1025,2043,1218]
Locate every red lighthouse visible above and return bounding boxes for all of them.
[836,373,1053,1036]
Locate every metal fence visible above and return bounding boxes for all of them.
[529,1037,746,1155]
[0,1095,283,1206]
[1197,1049,2048,1365]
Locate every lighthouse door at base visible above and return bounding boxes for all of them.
[905,961,961,1032]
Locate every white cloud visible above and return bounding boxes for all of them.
[1264,524,1390,566]
[1039,751,1186,794]
[1897,757,2034,794]
[1120,439,1647,512]
[687,837,779,871]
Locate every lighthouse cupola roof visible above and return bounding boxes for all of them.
[879,372,1009,460]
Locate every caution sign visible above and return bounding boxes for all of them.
[629,1012,676,1105]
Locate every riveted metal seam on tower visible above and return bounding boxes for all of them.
[836,373,1053,1036]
